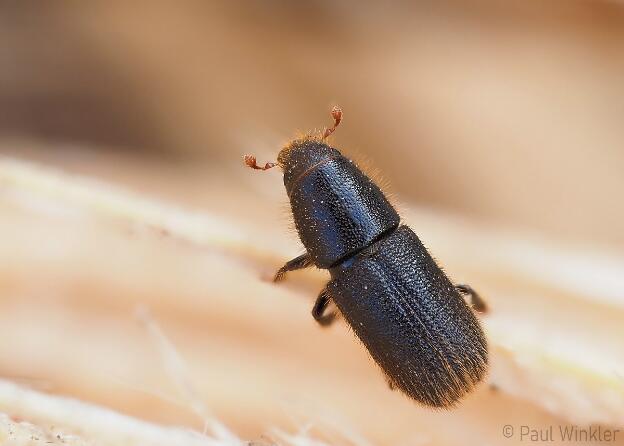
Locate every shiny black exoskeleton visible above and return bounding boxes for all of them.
[244,107,488,408]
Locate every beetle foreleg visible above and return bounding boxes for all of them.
[456,284,488,313]
[273,253,313,282]
[312,289,336,327]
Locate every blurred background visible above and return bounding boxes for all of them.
[2,1,624,247]
[0,2,623,445]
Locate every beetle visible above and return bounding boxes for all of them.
[244,107,488,408]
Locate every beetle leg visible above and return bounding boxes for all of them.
[273,253,313,282]
[456,284,488,313]
[386,378,395,391]
[312,289,336,327]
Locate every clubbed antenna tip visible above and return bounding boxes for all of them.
[322,105,343,139]
[243,154,277,171]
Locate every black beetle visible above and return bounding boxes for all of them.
[244,107,488,408]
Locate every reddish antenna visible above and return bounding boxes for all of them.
[244,154,276,171]
[322,105,343,139]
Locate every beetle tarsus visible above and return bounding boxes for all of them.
[273,253,313,282]
[312,289,336,327]
[456,284,488,313]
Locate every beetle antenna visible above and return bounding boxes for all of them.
[243,154,277,171]
[322,105,343,139]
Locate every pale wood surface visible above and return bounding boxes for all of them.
[0,152,622,445]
